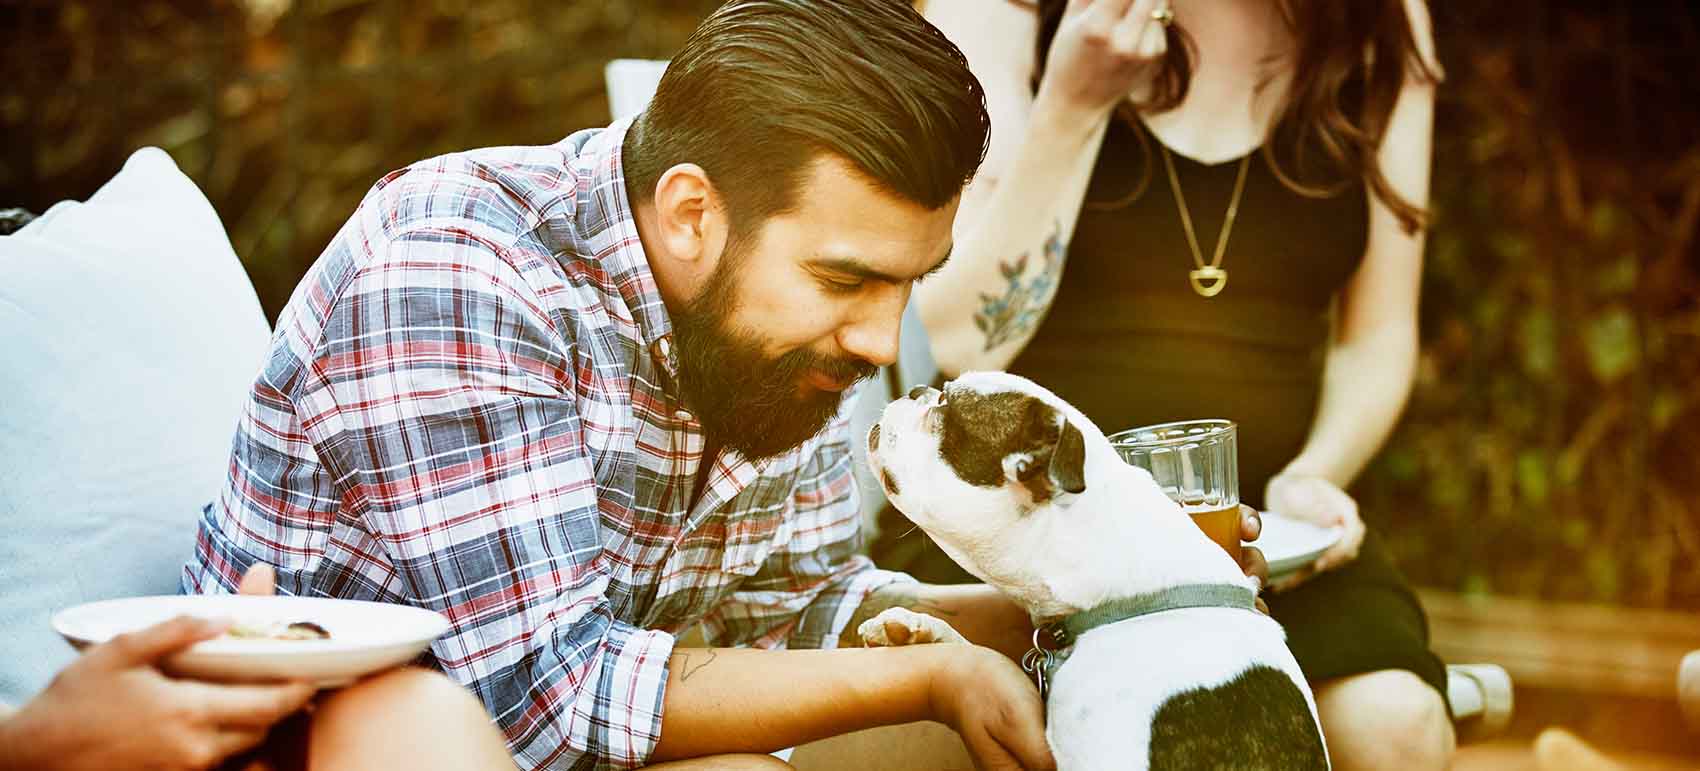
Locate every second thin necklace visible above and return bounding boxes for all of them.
[1160,145,1252,298]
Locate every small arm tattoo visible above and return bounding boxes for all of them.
[972,220,1065,352]
[671,649,718,683]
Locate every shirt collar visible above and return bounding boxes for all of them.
[574,116,684,386]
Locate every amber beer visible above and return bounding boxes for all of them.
[1109,420,1241,563]
[1182,502,1243,564]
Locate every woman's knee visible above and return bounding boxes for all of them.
[1317,670,1454,769]
[311,667,516,770]
[319,667,488,724]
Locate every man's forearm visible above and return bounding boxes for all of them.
[648,645,948,761]
[841,583,1034,662]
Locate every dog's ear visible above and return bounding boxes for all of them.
[1048,418,1087,494]
[1001,401,1087,500]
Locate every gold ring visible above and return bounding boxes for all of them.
[1151,6,1174,26]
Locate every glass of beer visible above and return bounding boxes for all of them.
[1108,420,1241,563]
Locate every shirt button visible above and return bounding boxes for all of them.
[675,409,692,421]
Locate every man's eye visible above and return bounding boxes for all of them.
[822,277,864,294]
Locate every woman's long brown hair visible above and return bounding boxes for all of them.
[1026,0,1439,233]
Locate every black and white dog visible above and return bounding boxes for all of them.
[861,371,1328,770]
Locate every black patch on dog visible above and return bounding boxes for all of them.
[1050,419,1086,494]
[1147,665,1328,770]
[936,387,1085,499]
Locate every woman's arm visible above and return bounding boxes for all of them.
[1278,0,1439,489]
[1266,0,1439,578]
[916,0,1170,377]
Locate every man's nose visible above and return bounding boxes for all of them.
[837,288,905,368]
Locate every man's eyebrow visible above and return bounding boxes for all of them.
[808,244,954,284]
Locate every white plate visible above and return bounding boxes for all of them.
[1251,511,1344,579]
[54,595,450,688]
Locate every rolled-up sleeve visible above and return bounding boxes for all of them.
[701,412,915,650]
[298,226,672,770]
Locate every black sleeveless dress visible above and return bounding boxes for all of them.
[874,16,1448,700]
[1007,116,1362,504]
[1016,115,1446,699]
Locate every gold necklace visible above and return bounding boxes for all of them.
[1160,146,1252,298]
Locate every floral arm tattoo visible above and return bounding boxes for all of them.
[973,221,1066,352]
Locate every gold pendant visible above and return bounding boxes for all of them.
[1189,266,1228,297]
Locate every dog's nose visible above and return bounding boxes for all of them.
[868,422,880,451]
[906,385,933,400]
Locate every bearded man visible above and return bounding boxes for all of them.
[181,2,1070,769]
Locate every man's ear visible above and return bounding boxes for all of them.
[652,163,728,270]
[1047,418,1087,495]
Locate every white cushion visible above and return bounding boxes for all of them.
[0,148,269,703]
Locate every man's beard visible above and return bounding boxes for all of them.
[669,247,877,461]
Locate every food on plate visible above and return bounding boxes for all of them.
[223,620,331,641]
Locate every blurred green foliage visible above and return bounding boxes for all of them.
[1361,4,1700,609]
[1,0,722,314]
[1,1,1696,609]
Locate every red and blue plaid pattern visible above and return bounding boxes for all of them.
[182,119,910,770]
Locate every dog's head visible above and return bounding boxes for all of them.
[870,371,1094,506]
[867,371,1240,615]
[866,373,1115,578]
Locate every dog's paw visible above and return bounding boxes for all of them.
[858,607,970,647]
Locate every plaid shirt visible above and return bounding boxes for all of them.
[182,118,911,770]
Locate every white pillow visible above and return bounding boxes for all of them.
[0,148,270,703]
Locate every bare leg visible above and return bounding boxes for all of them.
[1314,670,1455,771]
[308,667,517,771]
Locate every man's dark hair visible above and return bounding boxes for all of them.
[624,0,990,234]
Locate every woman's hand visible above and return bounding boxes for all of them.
[1264,473,1367,591]
[0,565,313,771]
[1034,0,1172,118]
[0,617,315,771]
[1237,505,1272,613]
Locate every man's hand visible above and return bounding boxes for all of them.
[1264,473,1367,591]
[930,646,1055,771]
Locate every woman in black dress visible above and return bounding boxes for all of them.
[886,0,1487,768]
